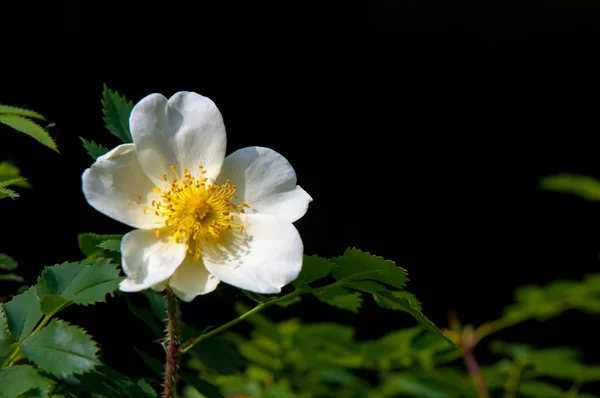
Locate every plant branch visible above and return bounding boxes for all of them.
[163,288,180,398]
[463,347,490,398]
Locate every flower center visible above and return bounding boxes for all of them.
[145,165,249,261]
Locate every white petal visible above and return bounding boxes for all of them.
[82,144,163,229]
[119,229,188,292]
[168,256,220,301]
[202,213,303,294]
[130,92,227,187]
[218,146,312,222]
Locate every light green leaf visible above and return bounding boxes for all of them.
[315,287,363,313]
[0,114,58,152]
[0,253,18,270]
[0,162,30,187]
[0,187,19,200]
[78,233,123,261]
[20,319,100,377]
[0,304,14,364]
[292,254,336,288]
[0,104,46,120]
[4,286,42,341]
[36,258,123,308]
[539,173,600,201]
[102,85,133,143]
[80,137,109,160]
[96,239,122,252]
[0,177,28,189]
[0,365,55,398]
[332,248,407,289]
[0,273,25,282]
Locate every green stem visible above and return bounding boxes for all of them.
[180,282,342,354]
[504,358,526,398]
[163,289,181,398]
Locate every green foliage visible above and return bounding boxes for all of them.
[4,286,42,341]
[20,319,100,377]
[0,365,55,398]
[96,239,121,252]
[77,233,123,262]
[315,287,363,313]
[0,304,13,364]
[0,253,24,283]
[332,248,407,289]
[540,173,600,201]
[0,162,30,200]
[0,111,58,152]
[36,258,123,313]
[0,105,45,120]
[292,255,335,288]
[70,366,157,397]
[102,85,134,143]
[80,137,109,160]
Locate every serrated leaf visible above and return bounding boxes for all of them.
[373,290,423,311]
[96,239,121,252]
[332,248,407,289]
[0,105,46,120]
[20,319,100,377]
[4,286,42,341]
[0,304,14,363]
[316,287,363,313]
[39,294,70,315]
[0,114,58,152]
[0,253,18,270]
[292,255,336,288]
[539,173,600,201]
[0,273,25,282]
[78,233,123,261]
[74,365,158,398]
[0,365,55,398]
[0,162,30,188]
[102,85,133,143]
[0,177,28,189]
[80,137,109,160]
[0,186,19,200]
[36,258,122,308]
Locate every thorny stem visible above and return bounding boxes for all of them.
[463,347,490,398]
[163,288,181,398]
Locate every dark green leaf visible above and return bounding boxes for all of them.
[0,105,45,120]
[77,233,123,261]
[0,304,14,364]
[102,85,133,143]
[316,287,363,313]
[292,255,336,288]
[274,295,302,308]
[189,336,246,375]
[36,258,122,308]
[74,365,158,397]
[125,297,164,337]
[0,365,55,398]
[539,173,600,201]
[20,319,100,377]
[96,239,121,252]
[0,274,25,282]
[80,137,109,160]
[181,372,224,398]
[373,290,423,311]
[0,114,58,152]
[332,248,407,289]
[136,349,163,376]
[0,177,27,189]
[519,381,564,397]
[39,294,70,315]
[4,286,42,341]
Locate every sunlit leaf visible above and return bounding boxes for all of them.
[20,319,100,377]
[102,85,133,143]
[0,187,19,200]
[4,286,42,341]
[0,365,55,398]
[0,162,30,187]
[0,114,58,152]
[0,105,46,120]
[539,173,600,201]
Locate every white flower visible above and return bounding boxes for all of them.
[82,92,312,301]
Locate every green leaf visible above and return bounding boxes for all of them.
[39,294,70,315]
[181,372,224,398]
[0,162,30,187]
[332,248,407,289]
[4,286,42,341]
[189,336,246,375]
[373,290,423,311]
[0,253,18,270]
[315,287,363,313]
[539,173,600,201]
[36,258,123,309]
[102,85,133,143]
[0,187,19,200]
[0,304,14,364]
[274,295,302,308]
[20,319,100,377]
[0,273,25,282]
[0,114,58,152]
[96,239,121,252]
[77,233,123,261]
[136,349,163,376]
[0,105,46,120]
[80,137,109,160]
[125,297,164,337]
[292,255,336,288]
[519,381,564,397]
[0,365,55,398]
[74,366,158,398]
[0,177,28,189]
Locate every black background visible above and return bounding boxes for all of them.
[2,0,600,384]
